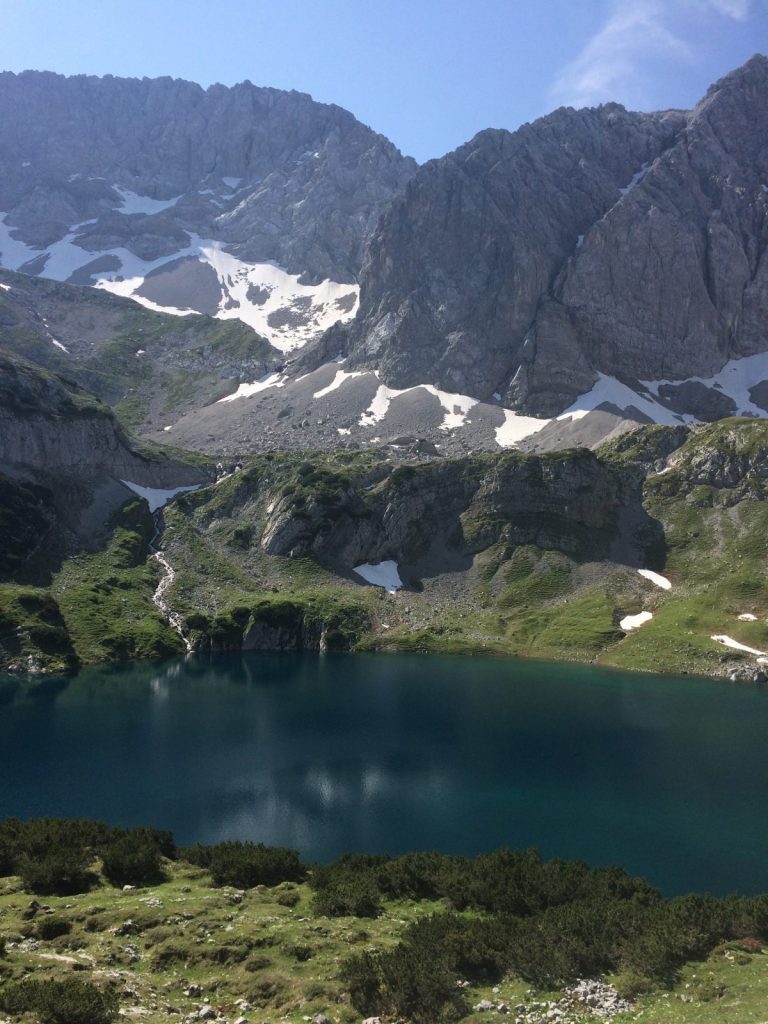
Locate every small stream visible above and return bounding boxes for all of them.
[148,507,192,653]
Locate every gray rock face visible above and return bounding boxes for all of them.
[0,350,207,553]
[254,451,628,571]
[0,70,416,283]
[333,55,768,417]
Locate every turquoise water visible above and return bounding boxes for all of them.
[1,652,767,895]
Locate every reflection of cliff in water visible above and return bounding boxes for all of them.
[0,651,296,708]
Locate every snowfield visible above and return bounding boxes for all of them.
[120,480,200,513]
[711,634,768,658]
[637,569,672,590]
[0,213,358,352]
[353,561,403,593]
[620,611,653,631]
[219,372,287,403]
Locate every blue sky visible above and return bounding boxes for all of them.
[1,0,765,162]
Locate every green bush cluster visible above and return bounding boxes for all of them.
[183,840,306,888]
[335,850,768,1019]
[342,914,506,1024]
[0,818,173,894]
[0,977,118,1024]
[35,917,72,941]
[100,829,168,887]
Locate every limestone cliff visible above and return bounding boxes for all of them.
[332,55,768,418]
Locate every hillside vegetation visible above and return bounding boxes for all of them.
[3,419,768,680]
[1,818,768,1024]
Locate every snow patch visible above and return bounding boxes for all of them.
[638,569,672,590]
[558,373,684,427]
[218,372,286,403]
[495,408,549,447]
[711,634,767,657]
[120,480,200,513]
[0,213,40,269]
[576,234,585,250]
[112,187,181,216]
[620,611,653,631]
[353,560,403,593]
[221,177,243,189]
[427,387,478,430]
[183,237,359,352]
[358,377,480,431]
[738,613,758,622]
[41,317,68,353]
[619,162,649,195]
[314,369,365,399]
[359,382,409,426]
[0,282,10,291]
[641,351,768,419]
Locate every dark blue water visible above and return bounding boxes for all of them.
[1,652,767,895]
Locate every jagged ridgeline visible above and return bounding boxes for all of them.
[1,60,768,454]
[2,347,768,682]
[1,817,768,1023]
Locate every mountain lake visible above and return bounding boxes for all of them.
[1,651,766,895]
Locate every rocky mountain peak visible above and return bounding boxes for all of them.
[0,70,417,349]
[298,54,768,442]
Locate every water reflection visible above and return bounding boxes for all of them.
[0,653,767,893]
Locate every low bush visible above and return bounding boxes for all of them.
[185,841,305,889]
[16,850,94,897]
[0,978,119,1024]
[242,972,289,1008]
[35,917,72,941]
[341,936,468,1024]
[101,831,166,887]
[0,818,174,894]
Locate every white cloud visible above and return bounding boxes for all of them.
[550,0,753,109]
[704,0,751,17]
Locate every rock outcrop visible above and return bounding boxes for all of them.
[0,350,208,561]
[331,55,768,417]
[0,70,416,284]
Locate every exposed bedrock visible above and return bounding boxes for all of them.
[331,55,768,416]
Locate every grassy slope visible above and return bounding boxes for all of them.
[598,421,768,676]
[5,420,768,679]
[0,861,766,1024]
[51,499,183,666]
[0,499,183,672]
[0,275,277,432]
[370,422,768,676]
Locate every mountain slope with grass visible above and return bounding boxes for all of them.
[0,350,212,672]
[147,418,768,681]
[1,818,768,1024]
[5,410,766,680]
[0,269,281,433]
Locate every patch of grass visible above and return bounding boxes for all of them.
[52,500,183,665]
[0,585,76,673]
[505,587,624,661]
